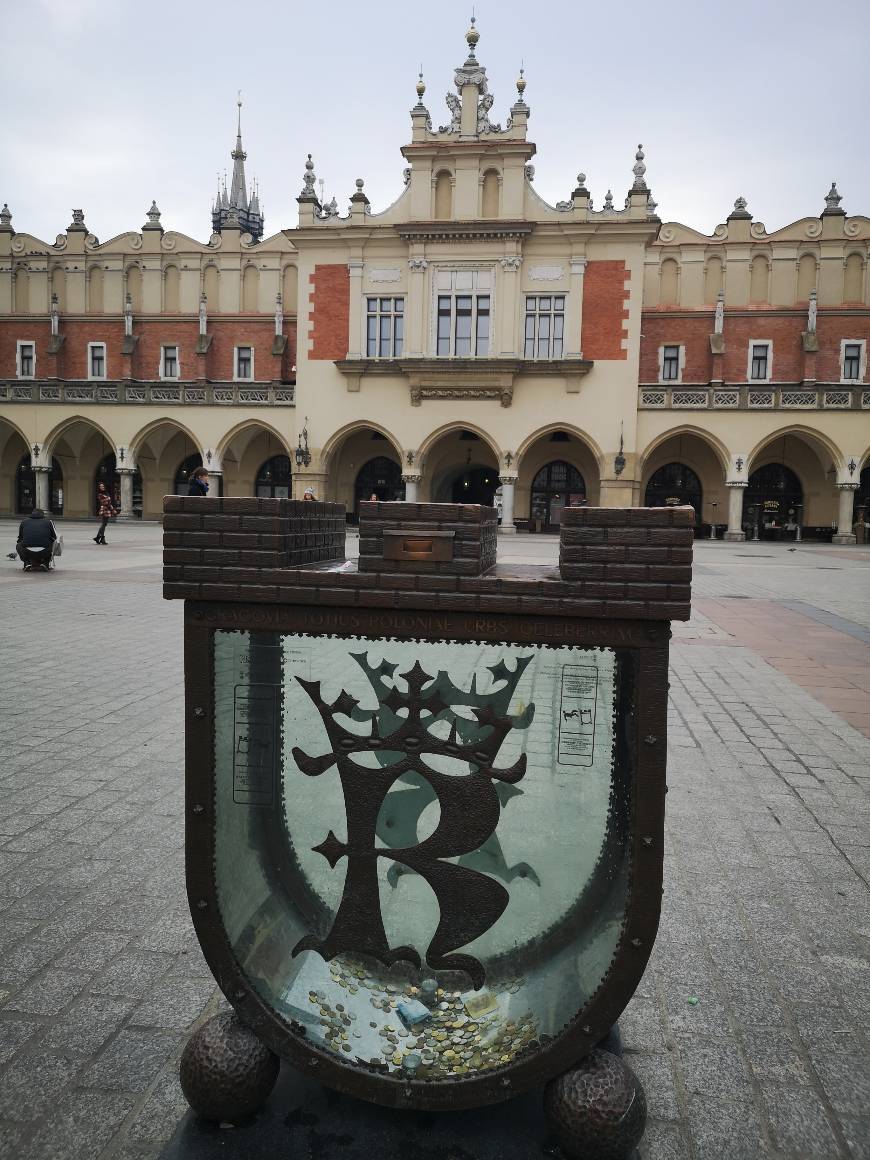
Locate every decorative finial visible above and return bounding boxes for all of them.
[577,173,586,186]
[604,189,614,211]
[516,65,526,100]
[355,178,364,191]
[647,196,658,217]
[300,153,318,200]
[466,14,480,56]
[0,203,11,230]
[416,67,426,101]
[69,208,86,230]
[728,196,751,220]
[823,181,844,213]
[145,200,161,225]
[632,143,647,190]
[734,196,747,211]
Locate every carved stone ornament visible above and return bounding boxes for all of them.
[528,265,565,281]
[408,258,428,271]
[439,92,462,134]
[411,385,513,406]
[499,256,522,271]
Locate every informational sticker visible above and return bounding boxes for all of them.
[233,686,278,805]
[557,664,599,767]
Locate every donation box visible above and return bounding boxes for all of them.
[164,497,693,1113]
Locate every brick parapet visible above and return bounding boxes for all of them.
[357,501,498,576]
[163,499,693,621]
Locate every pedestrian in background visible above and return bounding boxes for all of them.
[188,467,210,497]
[94,482,117,544]
[303,486,316,501]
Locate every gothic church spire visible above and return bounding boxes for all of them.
[211,94,264,242]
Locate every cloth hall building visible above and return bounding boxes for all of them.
[1,23,869,543]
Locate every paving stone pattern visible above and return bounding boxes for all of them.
[0,522,868,1159]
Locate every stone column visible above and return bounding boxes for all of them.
[406,255,428,356]
[402,474,421,503]
[497,257,521,355]
[565,257,587,358]
[117,468,136,520]
[34,466,50,512]
[832,484,858,545]
[723,482,747,541]
[499,475,517,533]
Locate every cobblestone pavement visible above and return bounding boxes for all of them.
[0,521,868,1159]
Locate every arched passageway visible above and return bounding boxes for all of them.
[174,453,204,496]
[325,426,403,520]
[515,429,599,532]
[133,422,201,515]
[427,430,500,506]
[530,460,586,529]
[743,464,803,541]
[220,423,292,500]
[255,455,293,499]
[16,454,64,516]
[45,420,117,518]
[94,453,142,516]
[640,431,726,535]
[745,430,837,540]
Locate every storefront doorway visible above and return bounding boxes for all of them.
[530,460,586,531]
[354,456,403,510]
[255,455,292,499]
[17,454,64,515]
[644,462,702,523]
[743,463,803,540]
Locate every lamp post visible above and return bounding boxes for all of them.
[295,423,311,469]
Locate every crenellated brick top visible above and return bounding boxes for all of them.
[163,499,693,622]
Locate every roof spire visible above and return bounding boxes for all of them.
[229,92,248,211]
[211,96,264,241]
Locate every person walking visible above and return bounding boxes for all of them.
[94,482,117,544]
[188,467,210,497]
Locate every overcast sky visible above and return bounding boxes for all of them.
[3,0,868,246]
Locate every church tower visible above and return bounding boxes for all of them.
[211,96,264,241]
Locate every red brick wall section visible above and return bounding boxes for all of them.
[640,315,714,382]
[205,319,277,382]
[308,264,350,360]
[582,261,630,361]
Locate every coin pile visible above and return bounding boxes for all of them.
[302,955,539,1079]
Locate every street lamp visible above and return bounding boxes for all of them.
[295,425,311,469]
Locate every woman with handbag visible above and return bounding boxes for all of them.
[94,482,118,544]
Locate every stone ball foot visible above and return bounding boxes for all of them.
[543,1047,647,1160]
[180,1011,280,1122]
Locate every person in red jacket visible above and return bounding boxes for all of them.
[94,482,117,544]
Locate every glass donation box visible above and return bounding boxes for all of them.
[165,496,692,1121]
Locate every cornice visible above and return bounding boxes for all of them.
[397,220,534,243]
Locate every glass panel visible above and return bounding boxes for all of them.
[455,299,472,356]
[476,311,489,357]
[380,298,392,311]
[526,297,536,311]
[553,316,564,340]
[395,298,404,314]
[553,336,563,358]
[539,297,551,311]
[394,315,404,356]
[476,270,491,289]
[379,316,391,357]
[213,631,630,1082]
[367,298,377,312]
[455,270,473,290]
[554,297,565,310]
[367,317,377,356]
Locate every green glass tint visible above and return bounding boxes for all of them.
[214,631,634,1082]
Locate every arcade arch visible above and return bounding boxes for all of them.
[745,429,837,536]
[325,426,403,517]
[0,418,31,514]
[218,420,293,499]
[515,427,601,530]
[43,416,119,518]
[132,419,200,516]
[639,430,727,530]
[426,428,499,506]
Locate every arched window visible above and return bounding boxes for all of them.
[14,267,29,314]
[844,253,864,303]
[126,265,143,312]
[87,265,104,313]
[481,170,500,217]
[354,456,402,510]
[163,265,180,312]
[255,455,292,499]
[242,265,259,312]
[744,463,803,539]
[174,453,204,496]
[95,453,142,516]
[434,172,453,220]
[660,259,679,306]
[644,462,702,522]
[749,255,769,304]
[704,258,723,304]
[203,265,220,312]
[282,265,298,314]
[796,254,817,303]
[530,460,586,528]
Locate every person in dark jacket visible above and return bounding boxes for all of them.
[188,467,209,496]
[94,482,117,544]
[17,509,58,570]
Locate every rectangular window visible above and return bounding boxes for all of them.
[235,346,253,380]
[365,297,404,358]
[661,345,680,382]
[17,341,35,378]
[434,269,492,357]
[88,342,106,379]
[523,295,565,359]
[842,342,862,381]
[749,342,770,381]
[161,345,179,379]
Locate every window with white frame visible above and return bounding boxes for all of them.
[841,340,865,382]
[748,341,771,382]
[88,342,106,379]
[161,344,179,379]
[434,269,491,357]
[659,344,683,383]
[16,341,35,378]
[366,297,404,358]
[524,295,565,359]
[235,345,253,380]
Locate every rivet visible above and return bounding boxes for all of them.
[643,734,657,745]
[192,803,205,815]
[642,836,653,847]
[631,938,642,948]
[193,707,205,719]
[196,898,208,910]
